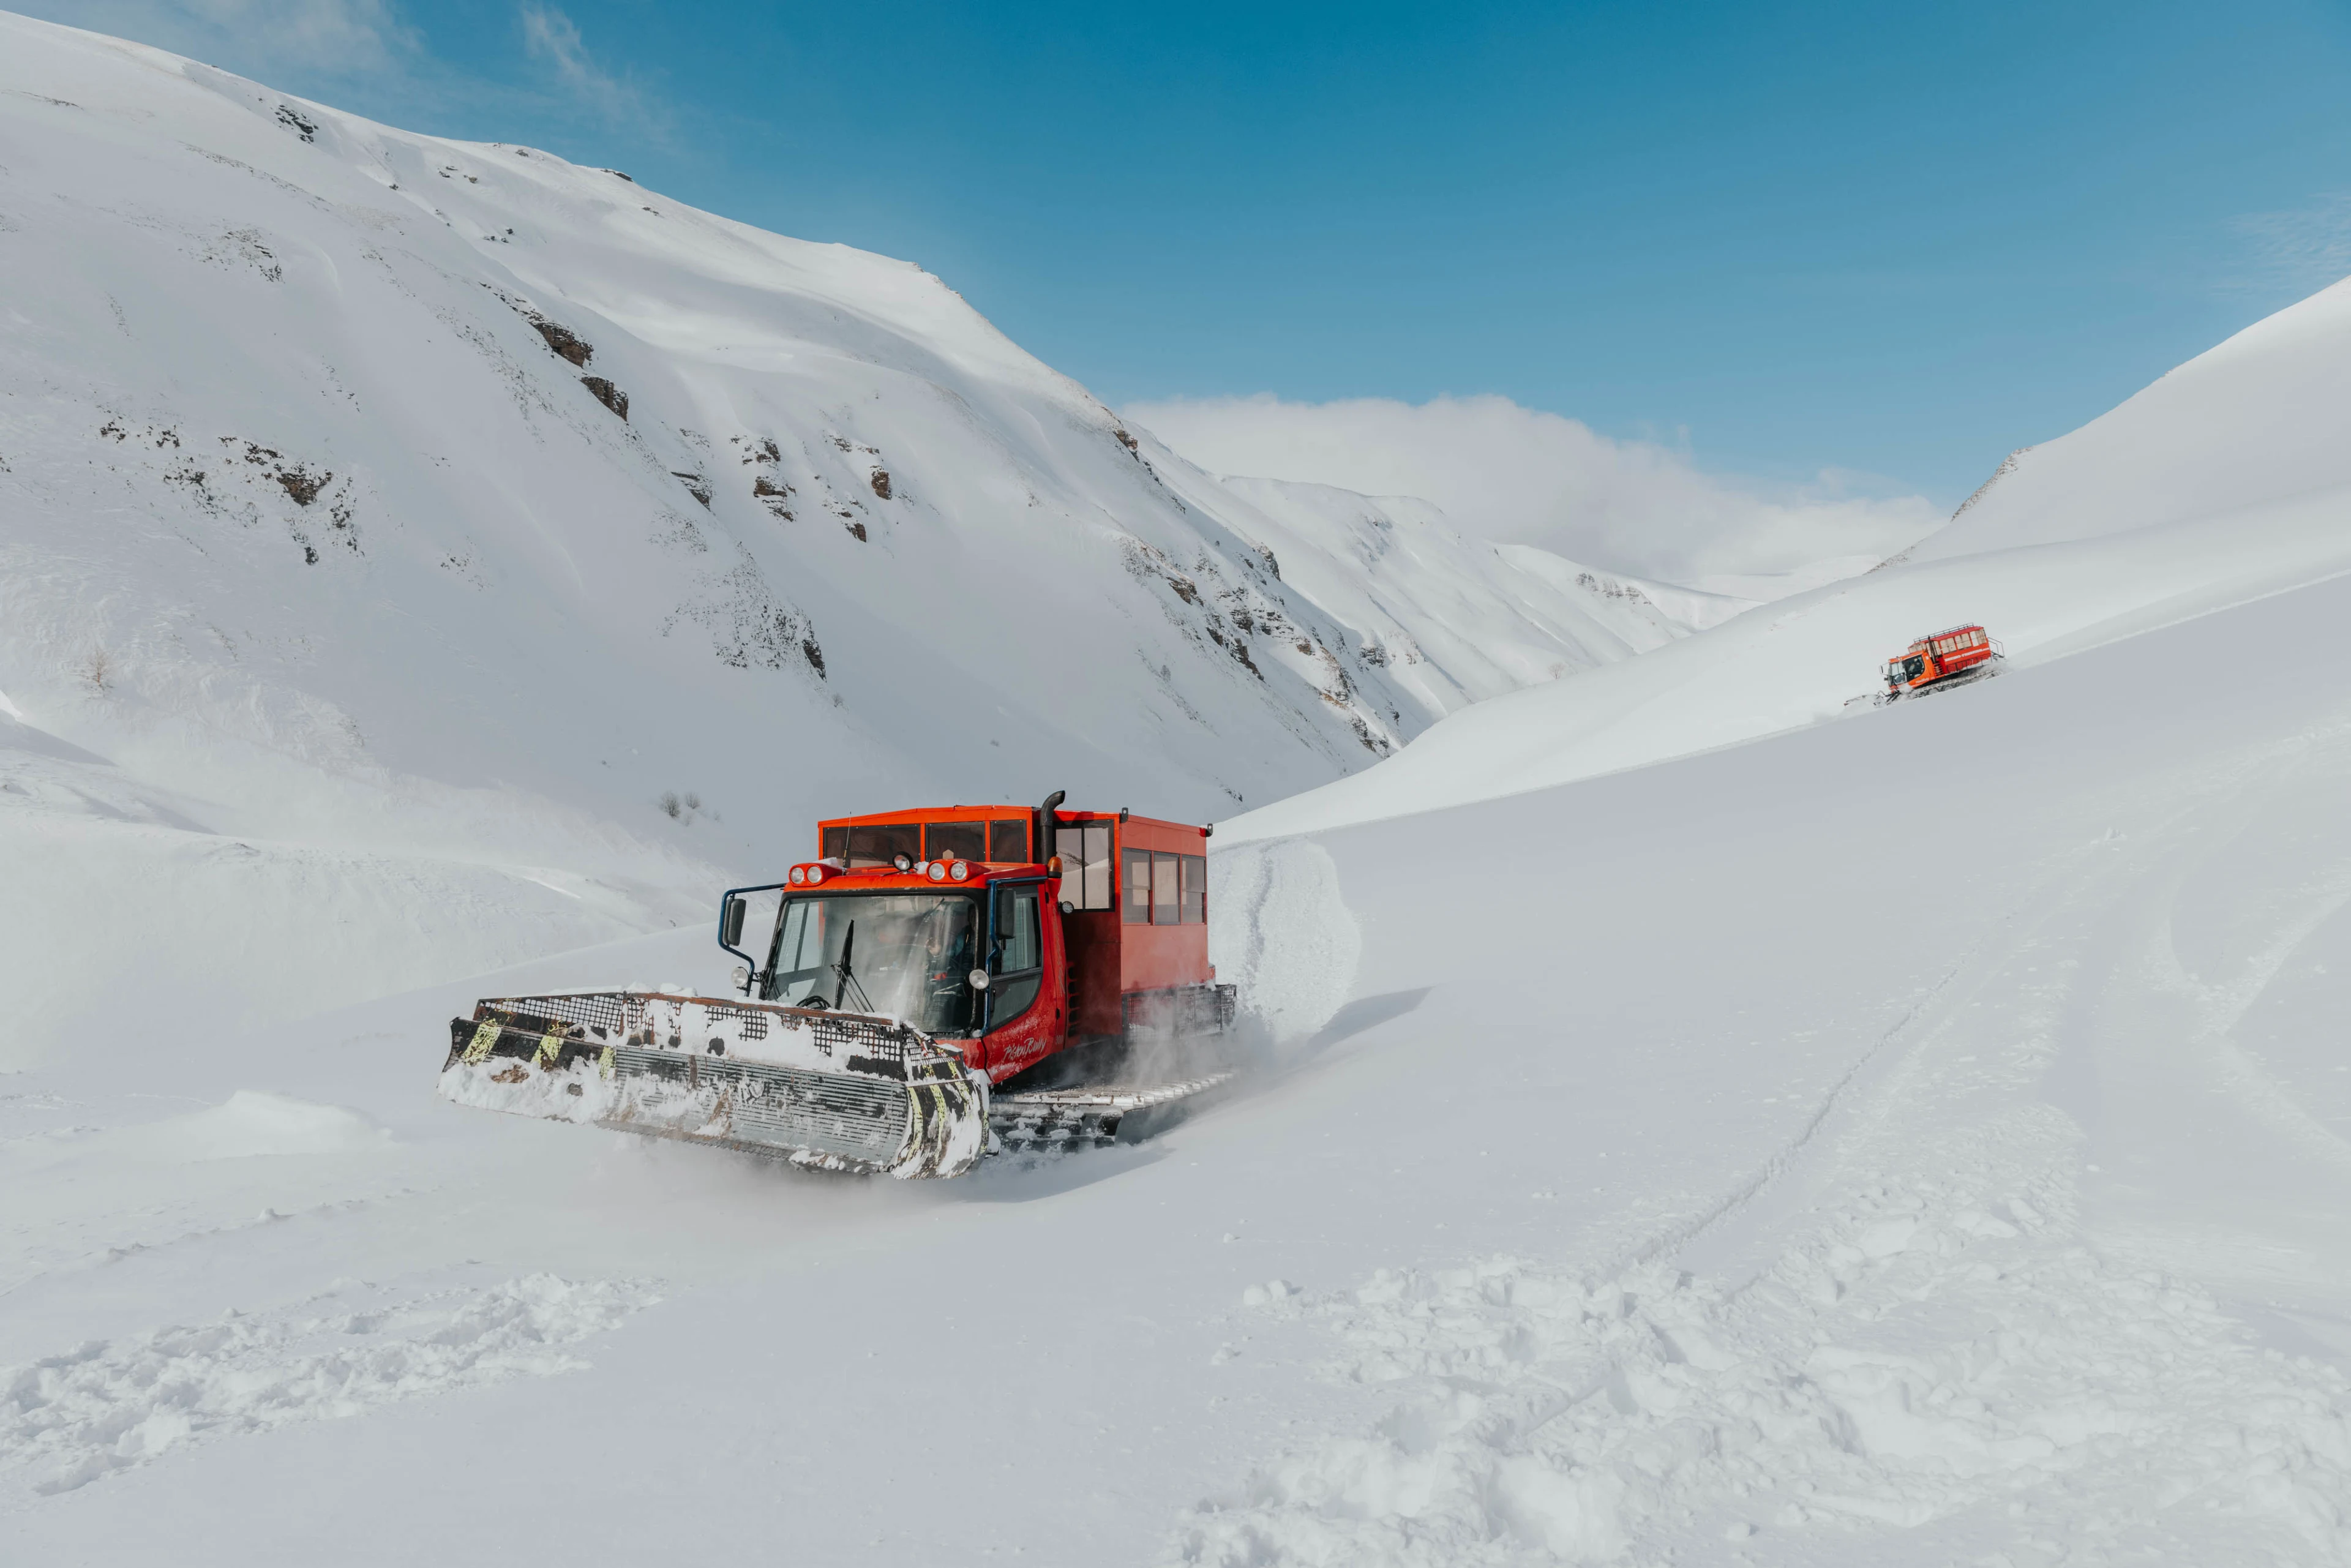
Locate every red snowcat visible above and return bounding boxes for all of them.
[437,793,1235,1179]
[1880,623,2003,703]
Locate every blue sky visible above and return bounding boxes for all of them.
[29,0,2351,514]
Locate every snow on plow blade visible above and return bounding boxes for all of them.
[437,991,989,1179]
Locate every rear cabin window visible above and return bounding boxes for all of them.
[1122,846,1152,923]
[926,820,986,863]
[1181,855,1206,923]
[847,822,920,868]
[822,825,848,862]
[1152,852,1179,922]
[1058,823,1114,909]
[989,818,1028,862]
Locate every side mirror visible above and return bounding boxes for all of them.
[722,896,746,947]
[968,968,991,991]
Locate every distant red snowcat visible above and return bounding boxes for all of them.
[1880,623,2003,703]
[437,793,1235,1178]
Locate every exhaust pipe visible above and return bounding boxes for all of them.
[1036,788,1065,866]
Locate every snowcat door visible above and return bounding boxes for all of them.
[981,879,1060,1077]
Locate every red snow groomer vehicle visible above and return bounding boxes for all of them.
[1880,623,2003,703]
[437,793,1236,1179]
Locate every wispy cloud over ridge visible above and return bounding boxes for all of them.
[2230,192,2351,298]
[1123,392,1940,584]
[518,1,660,134]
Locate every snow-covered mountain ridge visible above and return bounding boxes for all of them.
[1224,270,2351,841]
[0,12,1695,1065]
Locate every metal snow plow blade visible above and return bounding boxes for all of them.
[437,991,989,1179]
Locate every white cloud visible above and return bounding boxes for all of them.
[28,0,417,75]
[2230,192,2351,298]
[517,1,656,131]
[1123,392,1941,585]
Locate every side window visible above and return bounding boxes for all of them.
[926,820,986,863]
[988,882,1043,1028]
[1152,852,1179,924]
[1057,824,1114,909]
[1122,847,1152,924]
[992,884,1041,973]
[1181,855,1207,924]
[822,825,848,862]
[989,818,1028,863]
[1083,825,1110,906]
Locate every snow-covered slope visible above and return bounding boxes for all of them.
[1221,274,2351,842]
[12,529,2351,1566]
[0,12,1690,1067]
[1193,477,1727,722]
[1898,274,2351,565]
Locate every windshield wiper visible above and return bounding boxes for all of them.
[831,920,875,1015]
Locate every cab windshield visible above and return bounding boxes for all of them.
[762,892,981,1036]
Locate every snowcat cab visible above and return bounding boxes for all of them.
[1881,623,2003,702]
[435,792,1236,1179]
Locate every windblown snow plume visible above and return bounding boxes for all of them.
[1210,839,1360,1043]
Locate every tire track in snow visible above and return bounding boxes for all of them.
[0,1273,658,1502]
[1171,780,2351,1563]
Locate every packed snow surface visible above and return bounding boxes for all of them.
[16,542,2351,1564]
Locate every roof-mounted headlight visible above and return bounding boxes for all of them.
[927,860,948,882]
[789,866,806,885]
[949,860,970,882]
[893,853,913,873]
